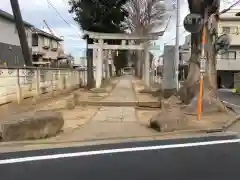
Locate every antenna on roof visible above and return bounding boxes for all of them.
[43,20,55,36]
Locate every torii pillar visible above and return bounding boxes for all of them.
[83,30,165,88]
[96,39,103,88]
[144,41,150,87]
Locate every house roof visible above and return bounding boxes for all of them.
[0,9,33,27]
[32,28,63,41]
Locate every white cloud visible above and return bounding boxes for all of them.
[0,0,85,60]
[2,0,240,58]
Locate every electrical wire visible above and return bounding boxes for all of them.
[45,0,81,38]
[164,0,240,47]
[220,0,240,14]
[163,16,172,32]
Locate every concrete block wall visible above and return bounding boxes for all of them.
[0,68,86,105]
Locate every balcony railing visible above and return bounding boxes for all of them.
[216,59,240,70]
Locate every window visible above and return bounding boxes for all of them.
[222,26,230,34]
[230,26,238,34]
[51,40,58,50]
[32,34,39,46]
[43,37,50,48]
[221,51,236,60]
[221,26,238,34]
[14,56,19,65]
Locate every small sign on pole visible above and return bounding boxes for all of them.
[198,57,206,121]
[183,13,204,33]
[200,57,206,73]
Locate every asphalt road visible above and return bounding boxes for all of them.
[218,89,240,107]
[0,135,239,180]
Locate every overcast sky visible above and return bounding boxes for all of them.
[0,0,239,62]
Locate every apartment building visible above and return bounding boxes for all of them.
[31,28,64,67]
[0,9,33,67]
[217,9,240,88]
[0,9,72,68]
[179,10,240,89]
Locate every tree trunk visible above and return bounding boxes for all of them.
[179,34,201,104]
[183,3,227,114]
[200,24,226,112]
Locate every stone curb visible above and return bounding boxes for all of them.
[222,114,240,131]
[135,106,161,110]
[77,101,138,106]
[0,127,235,147]
[77,101,161,107]
[146,113,240,134]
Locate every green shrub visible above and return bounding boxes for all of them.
[233,88,240,93]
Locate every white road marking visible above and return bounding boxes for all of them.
[222,100,240,108]
[0,138,239,165]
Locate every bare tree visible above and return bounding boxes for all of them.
[123,0,166,77]
[124,0,166,34]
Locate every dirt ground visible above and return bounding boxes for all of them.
[136,106,237,131]
[59,106,100,133]
[0,77,118,121]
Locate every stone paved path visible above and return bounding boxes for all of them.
[101,76,137,102]
[93,76,137,122]
[55,76,157,141]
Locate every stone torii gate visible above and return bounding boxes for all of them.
[83,31,164,88]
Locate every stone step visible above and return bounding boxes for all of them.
[77,101,161,107]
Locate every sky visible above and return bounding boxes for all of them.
[0,0,239,63]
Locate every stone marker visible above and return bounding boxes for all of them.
[64,93,79,109]
[0,110,64,141]
[149,108,188,132]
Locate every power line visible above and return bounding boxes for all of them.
[220,0,240,14]
[45,0,81,38]
[46,0,71,27]
[163,16,172,32]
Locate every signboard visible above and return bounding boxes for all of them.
[163,45,176,89]
[215,34,231,54]
[183,13,203,33]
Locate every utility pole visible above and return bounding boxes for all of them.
[197,8,208,121]
[10,0,32,66]
[174,0,180,91]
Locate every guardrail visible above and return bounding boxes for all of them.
[0,67,88,105]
